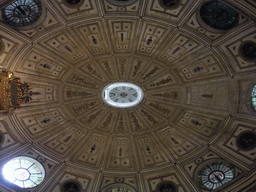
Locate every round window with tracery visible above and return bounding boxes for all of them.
[102,82,143,108]
[252,85,256,110]
[2,156,45,188]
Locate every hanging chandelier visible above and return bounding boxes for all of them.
[0,70,31,114]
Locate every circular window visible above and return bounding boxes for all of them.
[199,1,239,30]
[101,183,136,192]
[237,131,256,151]
[61,181,82,192]
[239,41,256,61]
[252,85,256,110]
[156,181,177,192]
[102,82,143,108]
[196,159,234,190]
[66,0,81,4]
[63,0,85,7]
[105,0,138,6]
[2,156,45,188]
[3,0,42,27]
[159,0,181,9]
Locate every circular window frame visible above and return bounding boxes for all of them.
[194,158,234,190]
[2,0,46,30]
[158,0,181,10]
[155,181,178,192]
[102,82,144,108]
[105,0,138,6]
[62,0,85,8]
[236,131,256,151]
[246,83,256,115]
[238,41,256,62]
[197,0,240,33]
[60,180,82,192]
[1,156,45,189]
[101,183,137,192]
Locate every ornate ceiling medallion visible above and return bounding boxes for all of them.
[106,0,138,6]
[2,156,45,188]
[2,0,42,27]
[102,82,143,108]
[196,159,234,190]
[159,0,181,9]
[237,131,256,151]
[239,41,256,61]
[199,1,239,30]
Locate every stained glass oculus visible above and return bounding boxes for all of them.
[252,85,256,110]
[3,0,42,27]
[197,160,234,190]
[200,1,239,30]
[2,156,45,188]
[102,82,143,108]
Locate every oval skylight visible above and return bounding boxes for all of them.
[102,82,143,108]
[2,156,45,188]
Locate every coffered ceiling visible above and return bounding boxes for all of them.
[0,0,256,191]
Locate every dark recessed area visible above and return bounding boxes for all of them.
[237,131,256,151]
[162,0,179,7]
[66,0,81,5]
[62,182,80,192]
[158,182,177,192]
[240,42,256,60]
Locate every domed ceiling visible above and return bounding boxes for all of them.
[0,0,256,191]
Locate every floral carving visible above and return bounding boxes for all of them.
[132,61,142,77]
[151,91,178,99]
[100,113,113,129]
[149,103,171,115]
[149,75,173,87]
[142,66,160,80]
[66,90,91,98]
[86,109,103,124]
[141,109,158,125]
[130,112,142,130]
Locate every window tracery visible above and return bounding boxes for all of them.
[196,159,234,190]
[252,85,256,111]
[2,156,45,188]
[199,1,239,30]
[3,0,42,27]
